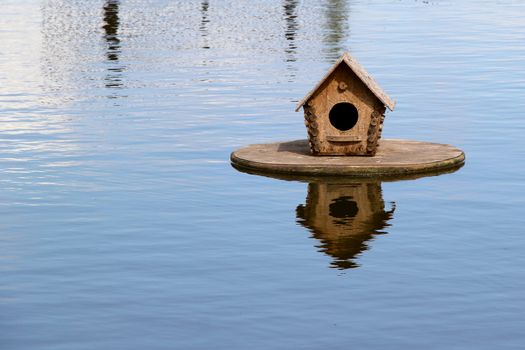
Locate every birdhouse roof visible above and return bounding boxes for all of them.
[295,52,396,112]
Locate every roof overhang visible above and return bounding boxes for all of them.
[295,52,396,112]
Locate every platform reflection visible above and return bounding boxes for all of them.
[232,164,462,269]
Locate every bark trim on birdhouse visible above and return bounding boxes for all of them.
[296,52,395,156]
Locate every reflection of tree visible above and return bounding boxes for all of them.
[103,0,124,90]
[283,0,299,63]
[200,1,210,49]
[296,181,395,269]
[323,0,350,61]
[103,0,120,61]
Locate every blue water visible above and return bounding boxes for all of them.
[1,0,525,349]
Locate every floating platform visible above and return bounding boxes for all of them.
[231,139,465,178]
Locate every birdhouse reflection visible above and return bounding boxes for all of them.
[296,181,395,269]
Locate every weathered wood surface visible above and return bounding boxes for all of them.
[231,139,465,177]
[303,63,386,156]
[298,52,392,156]
[296,52,395,112]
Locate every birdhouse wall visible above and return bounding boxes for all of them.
[304,65,385,156]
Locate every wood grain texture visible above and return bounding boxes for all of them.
[296,52,395,112]
[302,64,386,155]
[231,139,465,177]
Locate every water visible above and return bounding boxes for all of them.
[1,0,524,349]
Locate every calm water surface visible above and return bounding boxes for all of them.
[1,0,525,349]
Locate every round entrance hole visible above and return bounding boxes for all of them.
[329,102,358,131]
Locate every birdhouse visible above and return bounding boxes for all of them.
[296,52,395,156]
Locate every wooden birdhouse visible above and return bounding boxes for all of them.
[296,52,395,156]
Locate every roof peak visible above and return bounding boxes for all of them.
[295,52,395,112]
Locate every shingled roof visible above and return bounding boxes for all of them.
[295,52,395,112]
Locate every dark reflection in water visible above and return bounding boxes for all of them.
[103,0,120,61]
[297,181,395,269]
[102,0,124,90]
[283,0,298,63]
[200,1,210,49]
[233,148,462,270]
[323,0,350,61]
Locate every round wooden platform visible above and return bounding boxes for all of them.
[231,139,465,177]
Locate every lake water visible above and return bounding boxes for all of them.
[1,0,525,349]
